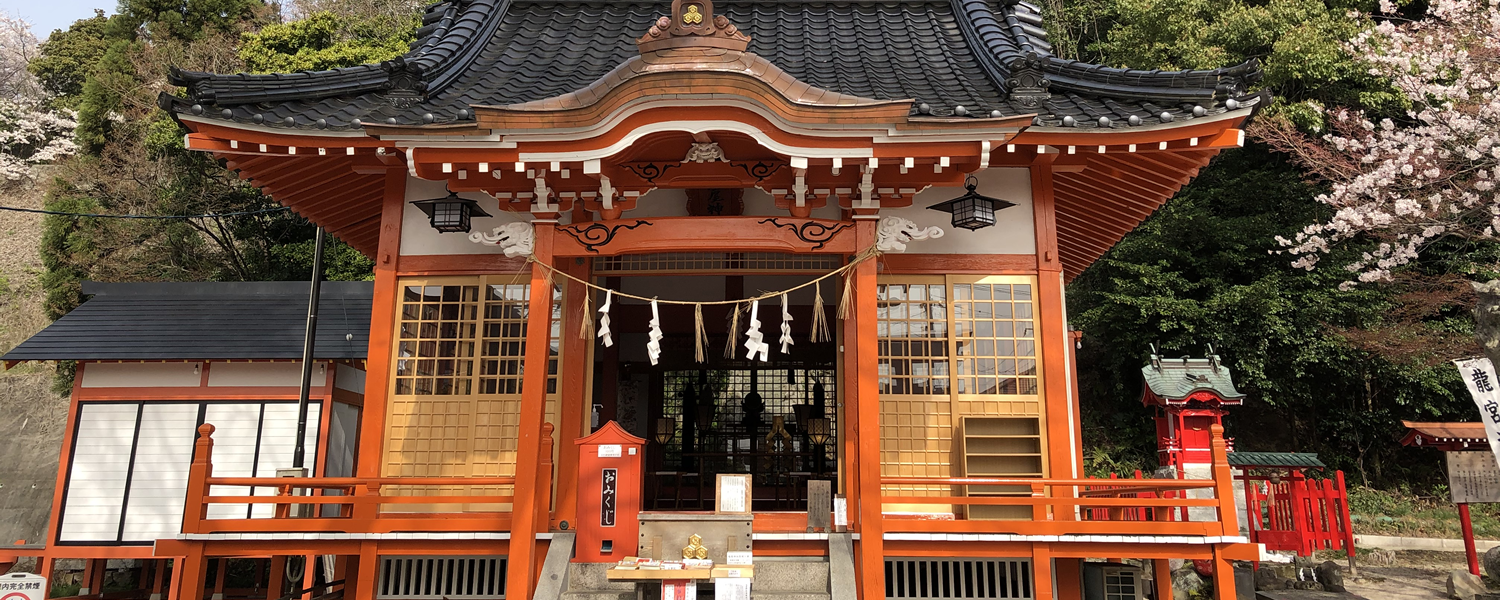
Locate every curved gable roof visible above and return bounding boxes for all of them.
[163,0,1261,131]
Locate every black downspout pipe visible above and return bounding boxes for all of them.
[292,227,326,470]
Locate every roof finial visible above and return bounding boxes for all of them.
[637,0,751,53]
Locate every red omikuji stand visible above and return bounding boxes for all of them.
[1401,421,1494,576]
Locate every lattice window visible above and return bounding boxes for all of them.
[877,283,950,395]
[661,368,837,476]
[395,285,479,396]
[386,276,563,502]
[952,283,1037,396]
[593,252,842,274]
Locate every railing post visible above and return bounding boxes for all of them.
[1031,482,1047,521]
[1335,471,1358,575]
[184,424,217,535]
[1209,425,1238,536]
[537,423,555,529]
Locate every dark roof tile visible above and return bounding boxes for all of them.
[2,282,373,362]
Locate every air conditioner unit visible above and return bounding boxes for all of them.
[1081,562,1145,600]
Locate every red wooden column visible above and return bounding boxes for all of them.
[355,167,408,480]
[1031,156,1079,505]
[1031,544,1053,600]
[352,542,379,600]
[505,222,556,600]
[1153,559,1173,600]
[1054,558,1082,600]
[1460,503,1481,575]
[851,220,884,600]
[211,559,227,600]
[80,559,96,596]
[554,257,593,529]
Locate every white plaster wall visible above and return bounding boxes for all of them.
[80,362,201,388]
[207,361,328,387]
[879,167,1035,255]
[401,177,543,256]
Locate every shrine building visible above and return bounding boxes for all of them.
[4,0,1268,598]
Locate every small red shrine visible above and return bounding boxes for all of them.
[1141,350,1245,473]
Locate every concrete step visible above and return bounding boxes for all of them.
[751,561,830,593]
[567,563,639,592]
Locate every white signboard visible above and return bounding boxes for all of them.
[1455,357,1500,469]
[597,444,622,458]
[1448,451,1500,504]
[833,495,848,528]
[715,578,751,600]
[0,572,47,600]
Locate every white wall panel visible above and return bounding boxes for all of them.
[121,404,198,541]
[80,363,201,388]
[250,404,321,518]
[58,404,139,542]
[203,403,263,519]
[208,362,327,387]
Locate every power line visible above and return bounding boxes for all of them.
[0,205,292,219]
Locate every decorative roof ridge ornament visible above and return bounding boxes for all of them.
[1004,52,1052,109]
[636,0,751,54]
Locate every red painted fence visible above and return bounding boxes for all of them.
[1245,470,1356,558]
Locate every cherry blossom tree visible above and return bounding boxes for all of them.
[1255,0,1500,361]
[0,12,75,186]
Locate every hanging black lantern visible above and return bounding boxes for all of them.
[411,190,491,233]
[926,174,1015,230]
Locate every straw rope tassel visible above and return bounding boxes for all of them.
[810,281,830,343]
[694,304,709,363]
[578,289,595,340]
[724,303,743,359]
[837,270,855,320]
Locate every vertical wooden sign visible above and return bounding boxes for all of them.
[807,480,831,531]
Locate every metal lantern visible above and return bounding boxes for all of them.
[926,174,1016,230]
[806,417,832,446]
[411,190,491,233]
[653,417,676,445]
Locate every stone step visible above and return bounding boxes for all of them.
[750,592,831,600]
[567,563,639,592]
[562,591,637,600]
[751,561,830,593]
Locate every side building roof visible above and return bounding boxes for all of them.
[2,281,373,363]
[161,0,1262,130]
[1141,353,1246,404]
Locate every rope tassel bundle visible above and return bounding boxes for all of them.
[578,289,595,341]
[810,281,831,343]
[694,304,709,363]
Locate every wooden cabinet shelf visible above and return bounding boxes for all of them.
[959,416,1044,520]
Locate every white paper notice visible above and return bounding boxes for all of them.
[720,475,747,513]
[598,444,622,458]
[833,496,848,527]
[715,578,751,600]
[726,551,753,565]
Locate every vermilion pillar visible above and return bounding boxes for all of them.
[506,222,556,600]
[852,220,884,600]
[355,167,407,480]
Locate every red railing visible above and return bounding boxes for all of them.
[1245,470,1355,557]
[180,423,554,534]
[879,426,1240,537]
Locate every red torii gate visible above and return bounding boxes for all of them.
[1401,421,1492,576]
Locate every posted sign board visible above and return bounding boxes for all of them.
[0,573,46,600]
[1447,451,1500,504]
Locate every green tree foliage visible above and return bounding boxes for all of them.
[1069,147,1473,487]
[27,11,109,107]
[1045,0,1405,128]
[239,11,416,73]
[29,0,399,388]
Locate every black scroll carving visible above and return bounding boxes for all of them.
[563,220,654,253]
[758,218,851,251]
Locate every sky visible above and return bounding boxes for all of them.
[1,0,111,39]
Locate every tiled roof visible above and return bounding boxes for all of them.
[2,281,373,362]
[1141,354,1246,403]
[161,0,1262,130]
[1226,452,1325,469]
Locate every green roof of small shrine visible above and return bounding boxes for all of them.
[1141,352,1246,404]
[1227,452,1324,469]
